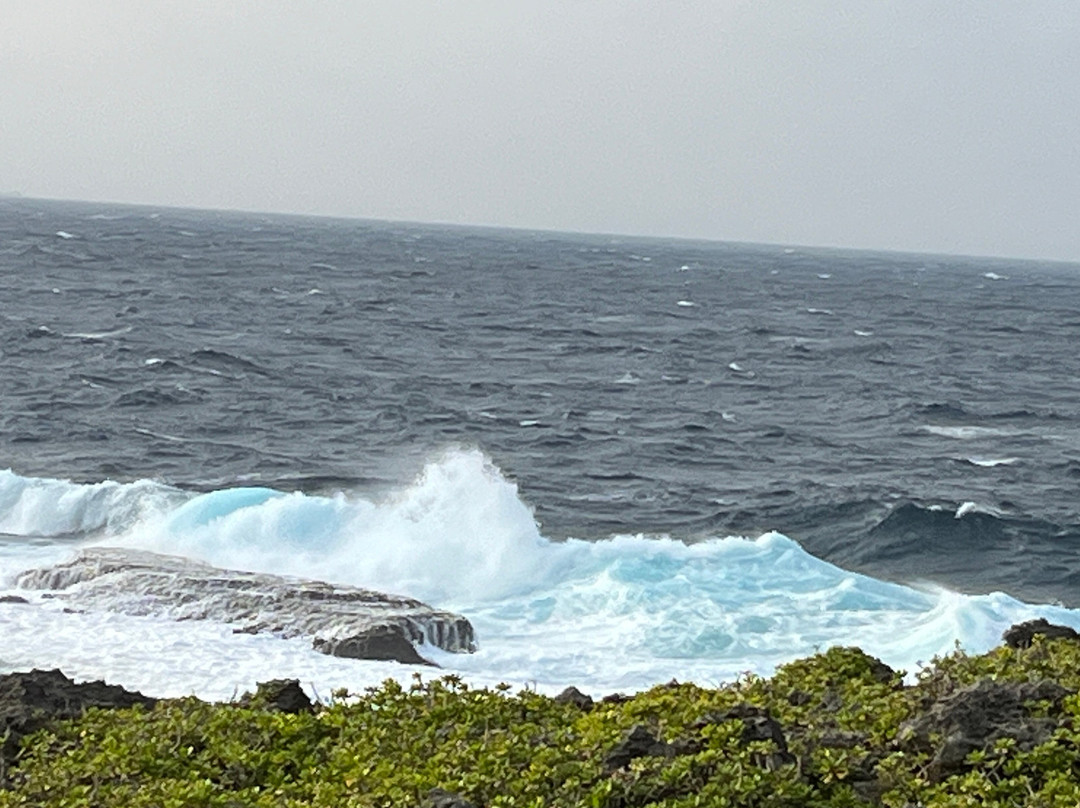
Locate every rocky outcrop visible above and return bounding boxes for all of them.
[422,789,479,808]
[1002,618,1080,649]
[554,686,594,710]
[16,548,476,666]
[898,678,1071,781]
[313,626,438,667]
[237,679,314,714]
[0,669,155,773]
[603,724,675,772]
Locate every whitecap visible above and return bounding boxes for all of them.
[963,457,1019,467]
[62,325,134,341]
[54,231,75,240]
[955,501,1002,519]
[676,300,696,307]
[922,425,1011,440]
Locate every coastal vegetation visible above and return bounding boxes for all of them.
[4,625,1080,807]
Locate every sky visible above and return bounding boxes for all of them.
[2,1,1078,261]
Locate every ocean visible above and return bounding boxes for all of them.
[2,196,1080,700]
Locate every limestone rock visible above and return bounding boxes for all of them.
[422,788,478,808]
[239,679,313,714]
[553,686,594,710]
[16,548,476,666]
[1002,618,1080,649]
[0,669,154,772]
[898,678,1071,781]
[603,724,674,771]
[313,626,437,667]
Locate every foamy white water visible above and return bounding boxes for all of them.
[3,449,1079,700]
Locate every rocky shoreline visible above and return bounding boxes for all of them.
[3,618,1080,806]
[14,547,476,666]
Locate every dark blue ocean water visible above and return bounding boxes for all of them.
[2,196,1080,697]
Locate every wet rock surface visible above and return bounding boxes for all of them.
[17,547,476,665]
[313,626,438,667]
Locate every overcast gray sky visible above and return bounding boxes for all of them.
[2,2,1078,260]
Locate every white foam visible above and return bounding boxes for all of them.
[62,325,134,340]
[922,425,1011,440]
[963,457,1019,467]
[955,501,1002,519]
[0,470,181,540]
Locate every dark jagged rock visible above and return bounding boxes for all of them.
[863,655,898,684]
[0,595,29,604]
[554,686,594,710]
[603,724,674,772]
[898,678,1071,781]
[16,548,476,665]
[422,788,478,808]
[1003,618,1080,649]
[694,704,796,770]
[239,679,313,714]
[696,703,789,751]
[313,626,437,667]
[0,669,155,771]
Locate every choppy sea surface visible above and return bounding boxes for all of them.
[2,196,1080,700]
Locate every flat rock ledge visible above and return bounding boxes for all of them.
[16,547,476,667]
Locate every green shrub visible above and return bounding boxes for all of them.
[5,638,1080,807]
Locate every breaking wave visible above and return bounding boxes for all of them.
[4,449,1080,694]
